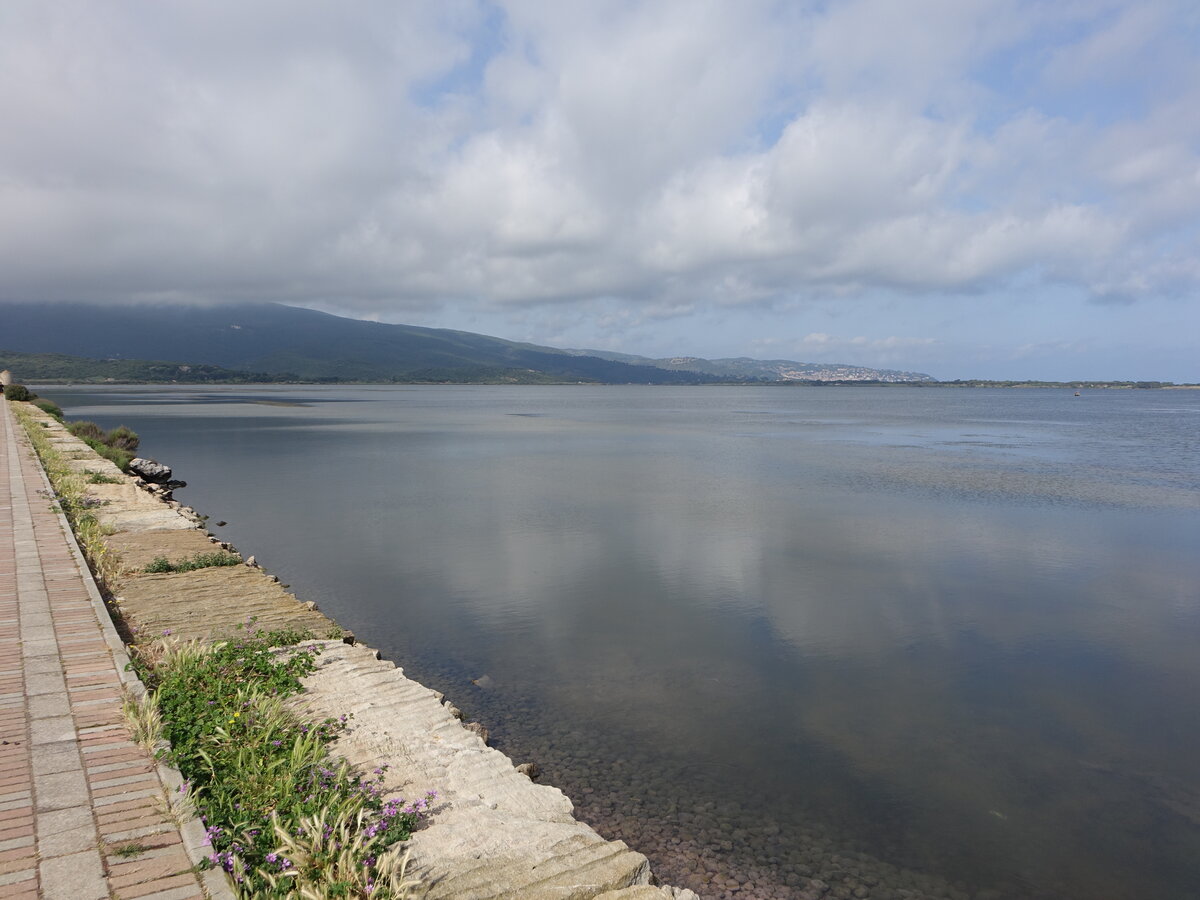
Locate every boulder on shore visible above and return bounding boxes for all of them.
[129,457,173,483]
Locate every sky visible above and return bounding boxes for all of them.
[1,1,1198,381]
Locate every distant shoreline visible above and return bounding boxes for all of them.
[25,378,1200,389]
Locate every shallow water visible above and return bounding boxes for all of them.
[41,385,1200,899]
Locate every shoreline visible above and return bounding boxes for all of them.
[14,399,699,899]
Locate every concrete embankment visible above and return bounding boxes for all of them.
[18,402,699,900]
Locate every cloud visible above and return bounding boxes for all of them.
[750,332,939,369]
[0,0,1197,361]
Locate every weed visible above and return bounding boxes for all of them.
[122,685,164,753]
[260,809,426,898]
[155,777,199,827]
[88,472,123,484]
[106,424,140,452]
[144,556,174,574]
[111,842,150,858]
[68,420,106,442]
[66,420,139,471]
[142,551,243,574]
[15,407,124,585]
[32,398,64,419]
[132,627,433,897]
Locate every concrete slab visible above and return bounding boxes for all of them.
[39,848,108,900]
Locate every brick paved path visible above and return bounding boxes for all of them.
[0,399,212,899]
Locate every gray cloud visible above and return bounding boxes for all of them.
[1,0,1197,350]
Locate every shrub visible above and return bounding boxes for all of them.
[68,420,107,442]
[93,442,135,472]
[3,383,31,401]
[144,556,174,574]
[32,398,64,419]
[107,424,140,452]
[66,421,138,471]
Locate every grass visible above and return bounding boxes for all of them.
[67,420,140,472]
[32,397,64,419]
[131,627,433,898]
[122,685,165,753]
[15,405,124,585]
[111,842,150,858]
[144,551,243,574]
[88,471,123,484]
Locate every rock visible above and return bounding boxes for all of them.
[472,673,494,689]
[215,520,227,527]
[446,705,463,720]
[244,555,258,567]
[465,721,490,744]
[302,600,318,611]
[516,762,541,781]
[128,457,172,483]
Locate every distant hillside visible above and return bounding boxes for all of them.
[0,350,297,384]
[0,303,724,384]
[566,349,934,383]
[2,302,934,384]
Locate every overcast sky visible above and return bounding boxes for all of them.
[2,1,1198,380]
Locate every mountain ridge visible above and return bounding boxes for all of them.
[1,301,934,383]
[564,349,933,382]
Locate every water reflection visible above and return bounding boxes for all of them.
[39,385,1200,899]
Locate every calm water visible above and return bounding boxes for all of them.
[40,385,1200,899]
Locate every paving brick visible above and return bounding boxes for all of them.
[93,776,161,798]
[0,845,39,866]
[39,848,107,900]
[108,846,195,888]
[3,404,207,900]
[97,799,159,822]
[0,873,38,895]
[119,873,208,899]
[0,854,39,876]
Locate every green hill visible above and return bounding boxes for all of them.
[0,302,720,384]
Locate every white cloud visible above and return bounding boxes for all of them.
[0,0,1197,377]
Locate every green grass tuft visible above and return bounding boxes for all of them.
[143,551,243,574]
[111,841,150,858]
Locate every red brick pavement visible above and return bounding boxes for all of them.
[2,399,214,899]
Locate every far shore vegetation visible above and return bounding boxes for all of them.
[5,353,1193,389]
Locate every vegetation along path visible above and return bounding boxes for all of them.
[0,396,222,899]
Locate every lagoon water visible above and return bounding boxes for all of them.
[41,385,1200,899]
